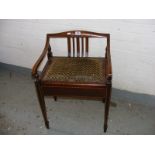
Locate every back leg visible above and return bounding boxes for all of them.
[54,96,57,101]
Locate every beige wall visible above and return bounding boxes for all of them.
[0,19,155,95]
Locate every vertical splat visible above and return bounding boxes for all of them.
[81,37,84,57]
[67,37,71,57]
[72,37,75,57]
[76,37,80,57]
[85,37,89,57]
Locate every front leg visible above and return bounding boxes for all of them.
[35,79,49,129]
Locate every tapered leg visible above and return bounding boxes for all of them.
[35,80,49,129]
[104,85,112,132]
[53,96,57,101]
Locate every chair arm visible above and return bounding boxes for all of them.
[32,36,49,79]
[106,51,112,73]
[105,42,112,84]
[105,57,112,83]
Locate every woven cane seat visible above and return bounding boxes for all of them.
[42,57,105,83]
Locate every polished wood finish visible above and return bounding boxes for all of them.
[32,30,112,132]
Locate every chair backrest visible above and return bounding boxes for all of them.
[47,30,110,57]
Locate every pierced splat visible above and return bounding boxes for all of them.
[67,34,89,57]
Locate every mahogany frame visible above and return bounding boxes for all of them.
[32,30,112,132]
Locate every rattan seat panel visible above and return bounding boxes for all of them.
[42,57,105,83]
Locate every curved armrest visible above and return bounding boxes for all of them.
[32,36,49,79]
